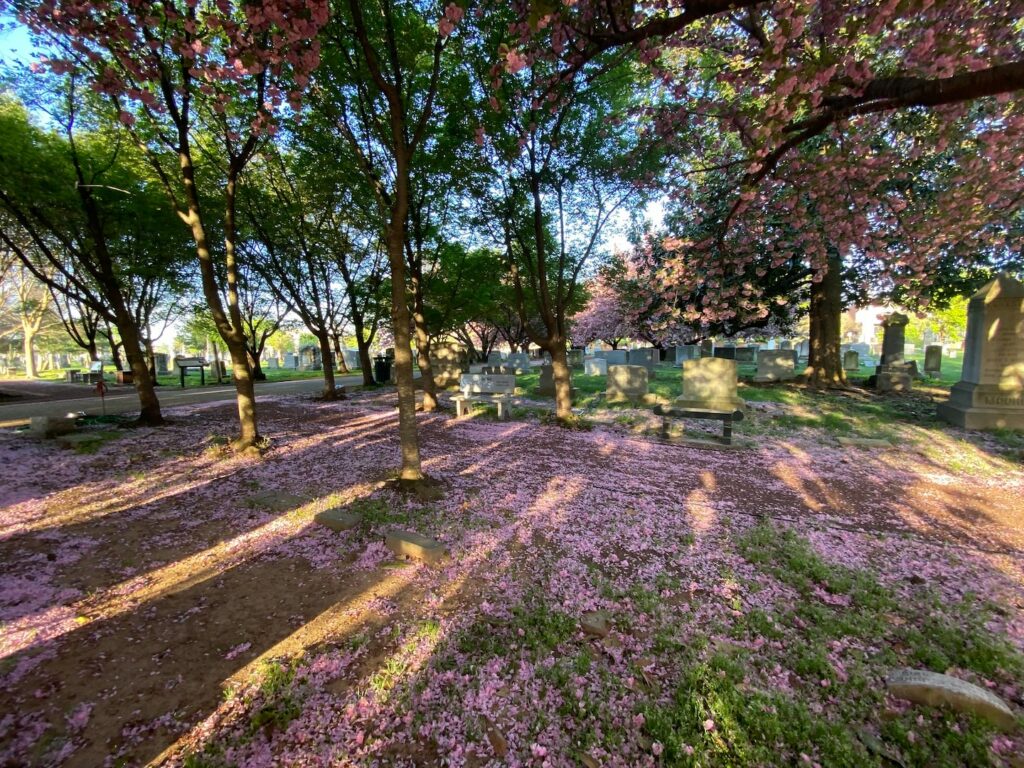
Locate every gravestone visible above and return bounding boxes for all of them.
[432,342,469,387]
[671,345,699,364]
[567,349,585,368]
[877,363,913,392]
[874,313,913,392]
[605,349,628,365]
[734,346,757,363]
[487,351,503,365]
[606,364,648,402]
[699,339,714,358]
[753,350,797,382]
[713,345,736,360]
[938,273,1024,429]
[537,364,573,397]
[903,343,916,356]
[627,347,658,374]
[343,349,360,370]
[30,416,77,439]
[284,352,297,369]
[385,531,448,566]
[780,340,793,350]
[315,508,361,532]
[584,357,607,376]
[482,364,515,375]
[265,356,279,370]
[924,345,943,376]
[154,353,170,374]
[298,345,321,370]
[677,358,744,411]
[506,352,531,373]
[886,668,1016,730]
[843,350,860,371]
[879,313,910,367]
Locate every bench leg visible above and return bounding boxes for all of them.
[496,400,508,420]
[456,400,467,418]
[722,420,732,445]
[661,417,670,439]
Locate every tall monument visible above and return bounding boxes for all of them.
[937,273,1024,430]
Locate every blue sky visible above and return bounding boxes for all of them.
[1,16,36,66]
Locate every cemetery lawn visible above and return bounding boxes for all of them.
[1,387,1022,767]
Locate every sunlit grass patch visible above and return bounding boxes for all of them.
[628,524,1024,766]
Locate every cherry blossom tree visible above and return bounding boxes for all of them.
[511,1,1024,385]
[13,0,329,447]
[569,268,632,349]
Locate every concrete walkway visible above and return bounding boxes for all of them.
[0,375,367,427]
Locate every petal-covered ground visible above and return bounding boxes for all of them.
[1,391,1022,767]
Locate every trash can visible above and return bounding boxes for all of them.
[373,355,392,383]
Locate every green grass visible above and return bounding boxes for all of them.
[326,496,439,530]
[509,361,969,444]
[639,524,1023,766]
[68,430,123,454]
[454,600,577,662]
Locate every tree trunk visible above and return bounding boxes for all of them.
[117,317,164,426]
[317,331,338,398]
[386,221,422,480]
[143,335,158,382]
[226,340,259,446]
[409,262,437,411]
[106,330,123,372]
[357,339,375,386]
[805,254,846,387]
[334,335,350,375]
[549,341,573,419]
[412,321,437,411]
[210,343,224,384]
[87,339,99,362]
[22,329,37,378]
[250,354,266,381]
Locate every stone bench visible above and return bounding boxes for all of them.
[452,374,516,420]
[653,404,745,445]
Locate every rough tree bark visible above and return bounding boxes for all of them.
[181,152,260,448]
[386,215,423,479]
[21,328,38,379]
[804,253,847,387]
[548,341,574,420]
[316,330,339,398]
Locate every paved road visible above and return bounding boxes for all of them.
[0,375,366,427]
